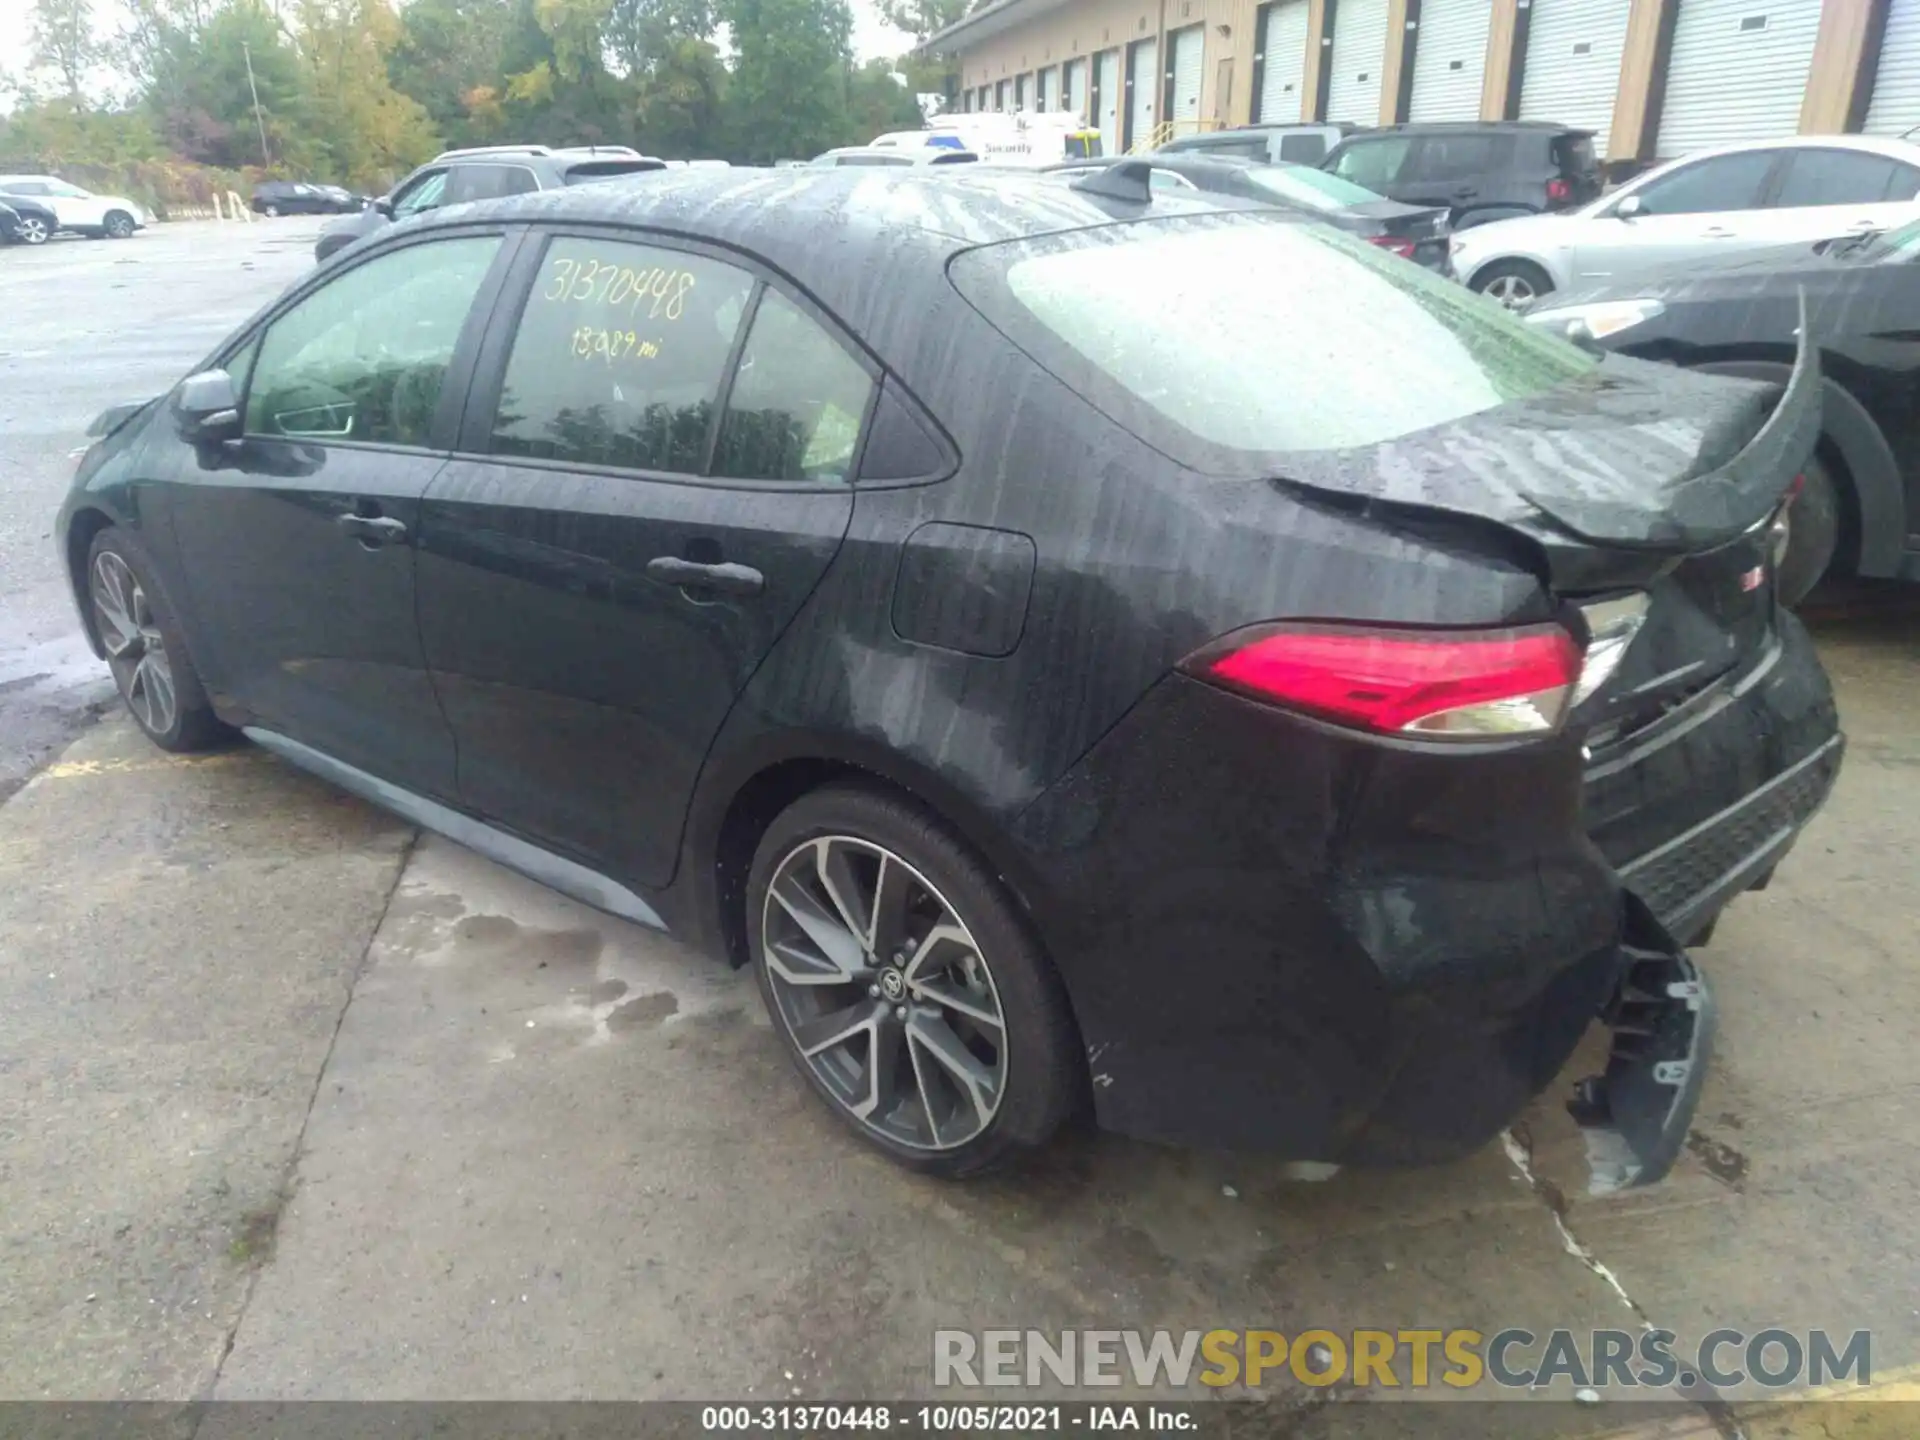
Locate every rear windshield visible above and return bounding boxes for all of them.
[1553,133,1598,174]
[562,160,667,185]
[1241,164,1382,212]
[950,212,1594,463]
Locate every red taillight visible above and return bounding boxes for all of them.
[1784,472,1806,505]
[1547,177,1572,203]
[1369,234,1418,258]
[1182,623,1584,740]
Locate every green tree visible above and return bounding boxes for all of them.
[387,0,518,144]
[633,35,727,157]
[142,0,316,170]
[723,0,854,164]
[28,0,104,103]
[847,58,921,139]
[873,0,967,44]
[292,0,440,189]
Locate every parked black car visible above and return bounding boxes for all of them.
[61,170,1840,1188]
[1158,121,1368,166]
[1323,121,1604,231]
[314,145,666,262]
[251,181,363,216]
[1524,221,1920,602]
[0,194,59,246]
[1045,155,1449,267]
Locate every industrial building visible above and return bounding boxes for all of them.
[928,0,1920,170]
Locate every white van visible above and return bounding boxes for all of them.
[870,111,1100,167]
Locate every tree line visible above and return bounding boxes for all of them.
[0,0,976,198]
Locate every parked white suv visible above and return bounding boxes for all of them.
[1449,134,1920,308]
[0,175,149,239]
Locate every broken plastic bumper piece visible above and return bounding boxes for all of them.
[1569,894,1714,1195]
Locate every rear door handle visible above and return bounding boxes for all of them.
[646,556,765,597]
[337,513,408,545]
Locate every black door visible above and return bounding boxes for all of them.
[416,232,874,885]
[166,232,510,796]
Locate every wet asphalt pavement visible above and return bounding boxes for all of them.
[0,219,321,800]
[1,222,1917,1436]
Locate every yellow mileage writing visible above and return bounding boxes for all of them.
[572,326,660,364]
[543,256,697,321]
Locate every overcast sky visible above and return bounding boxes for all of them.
[0,1,917,107]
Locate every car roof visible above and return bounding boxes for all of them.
[412,166,1250,335]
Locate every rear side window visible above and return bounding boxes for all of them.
[1408,133,1511,182]
[951,213,1593,460]
[489,236,754,474]
[245,235,501,446]
[1772,149,1920,207]
[1631,152,1775,215]
[444,164,540,203]
[1328,137,1411,189]
[1276,133,1330,164]
[712,291,874,484]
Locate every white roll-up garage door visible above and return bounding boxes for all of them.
[1255,0,1311,122]
[1097,50,1123,157]
[1866,0,1920,133]
[1656,0,1821,158]
[1518,0,1632,159]
[1128,38,1159,148]
[1326,0,1390,123]
[1064,57,1089,124]
[1169,25,1205,134]
[1408,0,1493,122]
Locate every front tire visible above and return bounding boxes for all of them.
[1773,455,1842,607]
[747,783,1081,1177]
[1471,258,1554,311]
[263,204,281,218]
[103,210,136,239]
[87,530,224,752]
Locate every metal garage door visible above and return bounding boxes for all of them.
[1065,57,1089,124]
[1326,0,1390,123]
[1657,0,1822,158]
[995,79,1009,110]
[1015,73,1029,109]
[1169,25,1205,135]
[1864,0,1920,133]
[1036,67,1053,111]
[1408,0,1493,122]
[1127,38,1159,148]
[1097,50,1123,156]
[1518,0,1633,159]
[1255,0,1311,122]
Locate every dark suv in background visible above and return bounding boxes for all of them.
[1323,121,1602,231]
[314,144,665,262]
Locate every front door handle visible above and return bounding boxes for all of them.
[337,513,408,546]
[646,556,765,597]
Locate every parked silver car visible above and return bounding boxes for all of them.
[1449,134,1920,308]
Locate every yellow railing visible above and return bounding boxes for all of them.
[1127,117,1221,154]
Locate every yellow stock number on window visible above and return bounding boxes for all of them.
[542,256,697,322]
[571,326,661,364]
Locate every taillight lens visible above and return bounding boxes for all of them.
[1369,234,1418,258]
[1182,623,1583,740]
[1547,177,1572,203]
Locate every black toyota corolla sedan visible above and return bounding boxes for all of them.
[1523,220,1920,604]
[58,164,1842,1187]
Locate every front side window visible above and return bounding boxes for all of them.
[245,235,501,445]
[1630,152,1775,215]
[392,170,449,218]
[1328,137,1411,190]
[1772,150,1920,207]
[952,212,1594,461]
[712,292,874,484]
[490,236,755,474]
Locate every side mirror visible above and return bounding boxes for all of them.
[175,368,241,444]
[1615,194,1646,221]
[373,195,395,218]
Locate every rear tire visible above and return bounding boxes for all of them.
[86,529,225,752]
[103,211,136,239]
[747,783,1081,1178]
[1773,454,1841,608]
[16,215,50,245]
[1471,258,1554,311]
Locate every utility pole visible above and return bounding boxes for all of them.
[242,40,271,166]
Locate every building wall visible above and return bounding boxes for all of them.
[945,0,1910,162]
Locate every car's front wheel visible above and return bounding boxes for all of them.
[748,784,1082,1177]
[1472,258,1554,311]
[263,204,281,218]
[87,530,225,752]
[102,211,136,239]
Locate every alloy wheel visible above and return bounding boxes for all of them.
[1483,273,1537,310]
[761,835,1008,1151]
[91,551,177,736]
[18,217,49,245]
[105,214,135,239]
